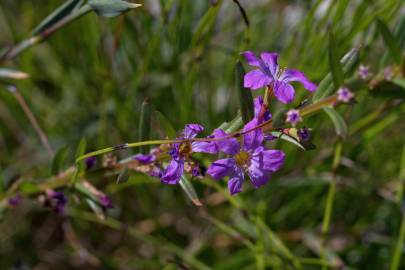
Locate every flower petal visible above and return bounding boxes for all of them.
[228,171,244,195]
[133,154,155,164]
[280,69,317,92]
[244,70,271,90]
[242,51,261,67]
[260,52,279,77]
[184,124,204,139]
[274,80,295,104]
[207,158,236,180]
[161,159,184,184]
[262,150,285,172]
[242,118,263,151]
[192,141,218,154]
[213,129,240,155]
[247,161,271,189]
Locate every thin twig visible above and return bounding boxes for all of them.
[7,85,54,157]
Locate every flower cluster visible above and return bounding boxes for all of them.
[126,51,320,195]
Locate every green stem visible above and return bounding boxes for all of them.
[391,212,405,270]
[321,141,342,269]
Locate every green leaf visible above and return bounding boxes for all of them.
[0,68,29,80]
[271,131,306,151]
[51,145,69,175]
[191,1,221,47]
[89,0,141,18]
[312,48,359,102]
[224,116,243,133]
[370,80,405,99]
[31,0,84,35]
[235,61,254,124]
[323,107,347,138]
[153,110,177,138]
[75,137,87,169]
[138,98,151,153]
[179,176,202,206]
[328,31,344,88]
[376,18,402,65]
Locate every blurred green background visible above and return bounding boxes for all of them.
[0,0,405,269]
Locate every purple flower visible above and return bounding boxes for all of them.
[133,153,156,164]
[337,87,354,103]
[207,119,285,195]
[286,109,302,126]
[358,65,370,80]
[161,124,218,184]
[243,51,317,104]
[44,191,67,213]
[297,128,311,142]
[85,156,97,170]
[254,96,271,124]
[99,194,113,209]
[8,194,22,207]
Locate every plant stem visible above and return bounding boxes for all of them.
[391,212,405,270]
[7,85,54,157]
[321,140,342,269]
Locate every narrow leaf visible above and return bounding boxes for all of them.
[138,98,151,153]
[179,176,202,206]
[31,0,84,35]
[312,48,359,102]
[328,31,344,88]
[191,2,221,47]
[89,0,141,18]
[323,107,347,137]
[235,61,254,124]
[376,19,402,65]
[51,146,69,175]
[271,131,306,151]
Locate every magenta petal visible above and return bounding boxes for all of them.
[242,118,263,151]
[213,129,240,155]
[207,158,236,180]
[280,69,317,92]
[184,124,204,139]
[161,159,184,184]
[192,141,218,154]
[260,52,279,76]
[242,51,261,67]
[274,81,295,104]
[244,70,271,90]
[262,150,285,172]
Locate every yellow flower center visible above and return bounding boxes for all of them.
[179,142,192,157]
[235,151,251,167]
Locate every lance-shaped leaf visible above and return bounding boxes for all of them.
[271,129,315,151]
[191,1,221,47]
[312,48,359,102]
[376,18,402,65]
[116,166,130,184]
[0,68,29,80]
[235,61,254,124]
[71,137,87,184]
[380,17,405,67]
[328,32,344,88]
[31,0,84,35]
[138,99,151,154]
[51,145,69,175]
[323,107,347,138]
[179,176,202,206]
[89,0,141,18]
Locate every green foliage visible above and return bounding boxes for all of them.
[0,0,404,269]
